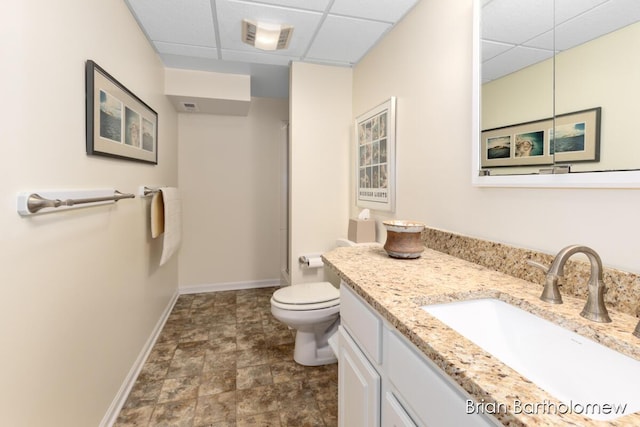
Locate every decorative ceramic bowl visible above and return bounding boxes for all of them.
[382,220,426,259]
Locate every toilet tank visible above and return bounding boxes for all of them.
[336,238,357,247]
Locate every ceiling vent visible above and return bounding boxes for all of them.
[242,19,293,51]
[181,101,199,113]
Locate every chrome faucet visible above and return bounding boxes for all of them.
[527,245,611,323]
[634,321,640,339]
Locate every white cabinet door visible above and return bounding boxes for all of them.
[382,391,417,427]
[339,326,381,427]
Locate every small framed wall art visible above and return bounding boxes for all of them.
[355,97,396,212]
[481,118,554,168]
[552,107,601,163]
[85,60,158,164]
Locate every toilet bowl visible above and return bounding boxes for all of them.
[270,281,340,366]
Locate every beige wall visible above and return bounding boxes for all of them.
[178,97,288,290]
[1,1,178,426]
[353,0,640,273]
[289,63,352,286]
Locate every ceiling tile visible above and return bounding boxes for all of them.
[330,0,418,22]
[523,29,554,50]
[238,0,331,12]
[482,46,553,82]
[482,0,554,44]
[161,55,251,75]
[305,15,391,64]
[482,40,515,62]
[126,0,216,47]
[554,0,609,25]
[221,49,295,66]
[554,0,640,50]
[154,41,218,59]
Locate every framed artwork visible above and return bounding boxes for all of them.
[481,107,601,168]
[552,107,601,163]
[85,60,158,164]
[355,97,396,212]
[481,118,554,168]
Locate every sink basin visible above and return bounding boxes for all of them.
[422,298,640,421]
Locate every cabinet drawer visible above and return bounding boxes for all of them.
[340,282,382,364]
[385,327,498,427]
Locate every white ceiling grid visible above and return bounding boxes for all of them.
[125,0,419,98]
[482,0,640,83]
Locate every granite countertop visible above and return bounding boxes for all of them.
[322,245,640,427]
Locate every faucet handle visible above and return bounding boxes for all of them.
[526,259,549,273]
[527,259,563,304]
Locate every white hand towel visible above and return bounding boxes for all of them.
[159,187,182,266]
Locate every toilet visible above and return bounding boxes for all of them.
[270,239,358,365]
[271,281,340,366]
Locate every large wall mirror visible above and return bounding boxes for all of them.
[478,0,640,180]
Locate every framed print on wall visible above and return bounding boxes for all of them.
[481,107,601,169]
[552,107,601,163]
[355,97,396,212]
[481,118,554,168]
[85,60,158,164]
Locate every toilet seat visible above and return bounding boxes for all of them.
[271,282,340,311]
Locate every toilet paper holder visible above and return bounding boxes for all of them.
[299,253,324,268]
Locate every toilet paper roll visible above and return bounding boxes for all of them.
[305,256,324,268]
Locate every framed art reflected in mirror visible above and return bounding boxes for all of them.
[481,107,600,169]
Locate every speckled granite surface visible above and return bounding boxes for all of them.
[322,245,640,426]
[422,227,640,318]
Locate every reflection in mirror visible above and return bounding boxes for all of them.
[481,0,640,176]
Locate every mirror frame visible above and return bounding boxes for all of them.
[471,0,640,189]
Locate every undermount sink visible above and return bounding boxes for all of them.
[422,298,640,421]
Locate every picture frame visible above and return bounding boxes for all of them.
[355,97,396,212]
[481,118,554,168]
[552,107,601,163]
[481,107,601,168]
[86,60,158,164]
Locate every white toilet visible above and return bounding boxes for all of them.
[270,239,358,365]
[271,281,340,366]
[271,239,357,366]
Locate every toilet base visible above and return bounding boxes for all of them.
[292,319,339,366]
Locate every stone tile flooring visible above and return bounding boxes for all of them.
[114,287,338,427]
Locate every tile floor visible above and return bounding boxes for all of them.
[114,287,338,427]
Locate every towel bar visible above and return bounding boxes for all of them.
[140,186,161,197]
[17,189,135,215]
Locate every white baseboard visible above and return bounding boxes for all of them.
[280,269,291,287]
[179,278,281,294]
[100,290,180,427]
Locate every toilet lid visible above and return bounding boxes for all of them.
[272,282,339,306]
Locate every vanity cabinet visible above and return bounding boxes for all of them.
[338,325,381,427]
[338,282,499,427]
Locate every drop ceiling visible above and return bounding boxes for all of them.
[125,0,420,99]
[482,0,640,83]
